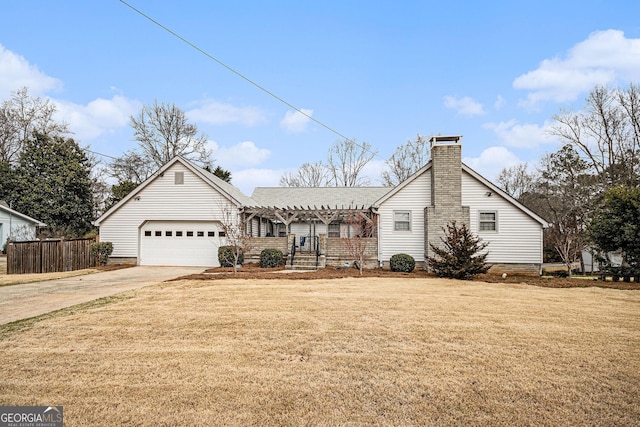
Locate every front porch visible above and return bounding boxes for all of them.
[244,234,378,271]
[241,204,378,270]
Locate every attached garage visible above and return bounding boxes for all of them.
[139,220,224,267]
[96,157,256,267]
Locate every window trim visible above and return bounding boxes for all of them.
[479,211,498,232]
[393,210,411,231]
[328,222,340,238]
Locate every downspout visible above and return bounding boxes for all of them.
[372,207,381,268]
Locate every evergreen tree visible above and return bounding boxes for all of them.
[589,186,640,276]
[427,221,490,280]
[106,181,138,210]
[12,133,94,237]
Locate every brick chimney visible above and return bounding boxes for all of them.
[425,136,470,266]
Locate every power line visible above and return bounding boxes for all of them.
[84,148,118,161]
[118,0,378,158]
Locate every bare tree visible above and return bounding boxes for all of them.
[280,161,331,187]
[496,163,538,201]
[109,149,157,184]
[550,84,640,188]
[0,87,69,163]
[130,100,212,169]
[342,212,377,276]
[538,145,596,276]
[381,134,430,186]
[327,138,377,187]
[217,205,255,274]
[88,157,112,219]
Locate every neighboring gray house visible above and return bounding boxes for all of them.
[0,203,46,245]
[96,136,548,273]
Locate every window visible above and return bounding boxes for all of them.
[155,231,162,237]
[165,231,172,237]
[207,231,215,237]
[175,171,184,185]
[176,231,183,237]
[186,231,194,237]
[394,211,411,231]
[479,212,497,231]
[144,230,152,237]
[219,231,226,237]
[328,223,340,238]
[197,231,204,237]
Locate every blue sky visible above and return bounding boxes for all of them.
[1,1,639,194]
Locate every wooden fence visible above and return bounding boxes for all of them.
[6,238,96,274]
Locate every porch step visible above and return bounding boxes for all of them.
[286,254,325,270]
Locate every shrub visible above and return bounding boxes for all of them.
[90,241,113,266]
[260,248,284,268]
[218,245,244,267]
[390,253,415,273]
[427,221,490,280]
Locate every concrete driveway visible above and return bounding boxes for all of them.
[0,266,203,325]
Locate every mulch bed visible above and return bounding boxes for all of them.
[173,263,640,290]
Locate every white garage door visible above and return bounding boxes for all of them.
[139,221,223,267]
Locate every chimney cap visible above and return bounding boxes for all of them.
[430,135,462,147]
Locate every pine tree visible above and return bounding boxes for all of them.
[427,221,490,280]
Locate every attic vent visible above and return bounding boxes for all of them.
[175,172,184,185]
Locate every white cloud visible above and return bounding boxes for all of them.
[463,146,521,181]
[231,168,284,195]
[483,119,556,149]
[209,140,271,168]
[494,95,506,111]
[53,95,141,142]
[361,159,388,186]
[514,30,640,107]
[0,43,62,98]
[280,108,314,133]
[443,96,486,116]
[187,100,267,126]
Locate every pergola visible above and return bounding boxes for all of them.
[241,204,378,236]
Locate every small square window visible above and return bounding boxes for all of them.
[219,231,226,237]
[166,231,173,237]
[155,231,162,237]
[197,231,204,237]
[479,212,497,231]
[186,231,194,237]
[208,231,215,237]
[394,211,411,231]
[176,231,183,237]
[144,230,152,237]
[328,223,340,238]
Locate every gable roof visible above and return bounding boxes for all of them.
[373,161,548,228]
[95,156,257,225]
[0,203,46,226]
[251,186,391,209]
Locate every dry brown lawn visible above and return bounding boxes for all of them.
[0,277,638,426]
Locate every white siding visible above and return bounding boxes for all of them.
[378,173,431,262]
[0,211,37,242]
[99,162,239,258]
[289,222,327,237]
[377,169,543,265]
[462,171,542,264]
